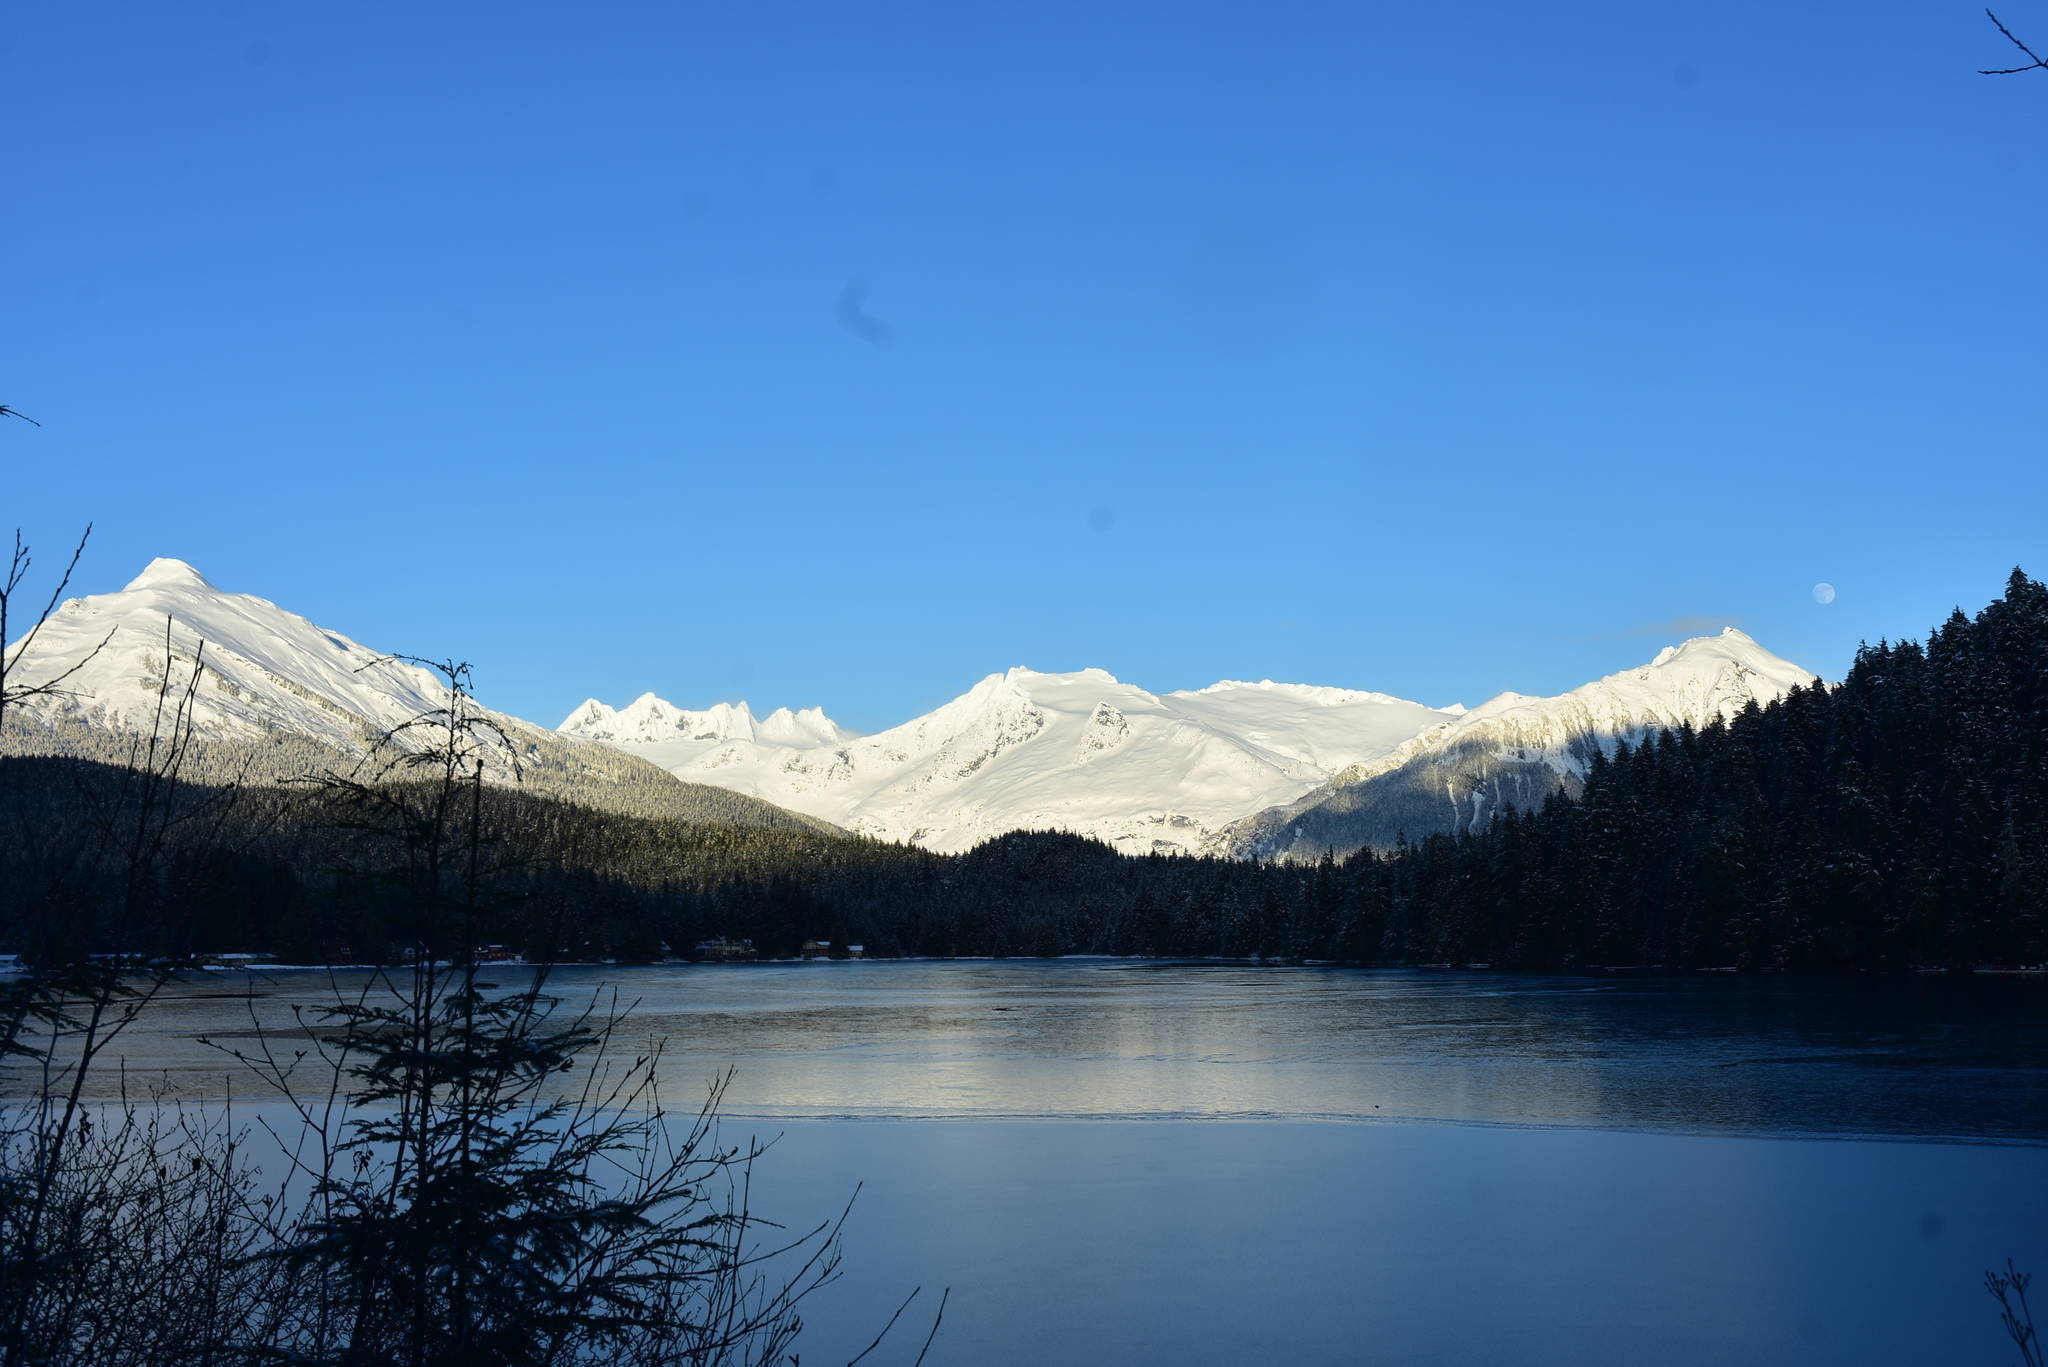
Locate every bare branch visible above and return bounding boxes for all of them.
[1981,8,2048,73]
[1,525,110,737]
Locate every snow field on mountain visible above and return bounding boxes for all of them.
[1316,627,1815,797]
[6,559,466,751]
[1213,627,1820,859]
[7,558,1820,860]
[562,667,1459,854]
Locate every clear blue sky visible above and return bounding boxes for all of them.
[4,1,2044,732]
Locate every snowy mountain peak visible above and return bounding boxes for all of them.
[1466,691,1536,721]
[691,701,759,742]
[1643,628,1795,686]
[123,557,213,593]
[989,664,1122,691]
[560,698,615,731]
[1216,629,1819,861]
[6,560,473,753]
[1175,678,1451,711]
[758,705,852,747]
[1439,629,1809,742]
[558,691,850,749]
[1652,627,1758,669]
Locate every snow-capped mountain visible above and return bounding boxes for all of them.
[3,557,476,750]
[1214,628,1817,862]
[560,695,852,750]
[0,559,839,834]
[6,557,1822,861]
[559,670,1459,855]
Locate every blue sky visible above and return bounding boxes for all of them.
[4,1,2044,731]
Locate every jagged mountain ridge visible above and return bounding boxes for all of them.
[6,558,1819,860]
[0,559,834,834]
[561,694,853,749]
[1213,628,1817,862]
[560,668,1465,855]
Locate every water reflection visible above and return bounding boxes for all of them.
[18,962,2048,1141]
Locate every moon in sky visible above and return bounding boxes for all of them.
[1812,582,1837,605]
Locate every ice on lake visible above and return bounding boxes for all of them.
[42,960,2048,1366]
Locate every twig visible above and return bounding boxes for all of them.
[1981,9,2048,73]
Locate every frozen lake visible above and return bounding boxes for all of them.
[31,960,2048,1364]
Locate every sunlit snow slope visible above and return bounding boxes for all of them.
[1216,629,1817,861]
[560,670,1458,855]
[5,558,1821,861]
[3,558,471,749]
[0,560,840,834]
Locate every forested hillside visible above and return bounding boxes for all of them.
[3,574,2042,973]
[1363,568,2048,971]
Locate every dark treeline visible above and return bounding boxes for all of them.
[3,572,2044,973]
[1346,568,2048,972]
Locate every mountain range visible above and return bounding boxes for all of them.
[559,671,1456,854]
[4,559,1817,859]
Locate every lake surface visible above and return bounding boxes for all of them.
[18,960,2048,1364]
[86,959,2048,1139]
